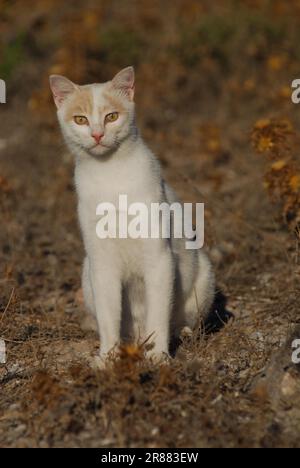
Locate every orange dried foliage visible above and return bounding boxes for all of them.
[31,371,67,407]
[0,175,12,193]
[199,124,222,154]
[252,118,300,233]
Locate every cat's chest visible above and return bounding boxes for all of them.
[79,170,133,205]
[75,157,156,216]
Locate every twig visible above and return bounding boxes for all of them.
[0,366,39,386]
[0,288,15,325]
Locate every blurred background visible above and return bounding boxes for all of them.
[2,0,300,126]
[0,0,300,448]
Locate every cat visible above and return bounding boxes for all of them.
[49,66,215,365]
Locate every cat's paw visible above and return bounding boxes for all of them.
[90,350,119,370]
[180,326,193,338]
[80,314,98,332]
[89,355,107,371]
[147,350,171,365]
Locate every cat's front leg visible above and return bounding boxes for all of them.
[144,242,174,360]
[89,252,122,360]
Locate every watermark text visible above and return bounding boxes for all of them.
[0,339,6,364]
[0,79,6,104]
[96,195,205,250]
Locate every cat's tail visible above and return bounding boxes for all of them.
[184,251,215,329]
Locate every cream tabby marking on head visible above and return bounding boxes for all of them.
[50,67,215,367]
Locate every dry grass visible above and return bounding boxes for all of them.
[252,118,300,232]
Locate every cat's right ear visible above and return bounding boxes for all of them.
[49,75,78,109]
[111,67,135,101]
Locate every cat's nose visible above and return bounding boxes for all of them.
[91,132,103,144]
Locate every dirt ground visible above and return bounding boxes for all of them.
[1,0,300,448]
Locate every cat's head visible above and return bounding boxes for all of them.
[49,67,135,157]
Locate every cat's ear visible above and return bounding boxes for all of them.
[111,67,135,101]
[49,75,78,109]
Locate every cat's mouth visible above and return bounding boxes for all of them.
[90,142,110,150]
[86,141,113,156]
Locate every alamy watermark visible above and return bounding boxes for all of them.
[291,79,300,104]
[0,79,6,104]
[292,339,300,364]
[96,195,205,250]
[0,339,6,364]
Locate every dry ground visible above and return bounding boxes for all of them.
[0,0,300,448]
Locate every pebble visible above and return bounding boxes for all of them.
[14,424,27,436]
[281,372,298,397]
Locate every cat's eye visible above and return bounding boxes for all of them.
[74,116,88,125]
[105,112,119,123]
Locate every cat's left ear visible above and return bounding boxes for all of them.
[111,67,135,101]
[49,75,79,109]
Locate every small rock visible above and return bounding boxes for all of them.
[281,372,298,397]
[151,427,159,436]
[14,424,27,436]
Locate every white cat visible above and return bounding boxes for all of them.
[50,67,215,364]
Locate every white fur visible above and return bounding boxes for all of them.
[50,68,215,363]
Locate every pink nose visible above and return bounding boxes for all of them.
[92,132,103,144]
